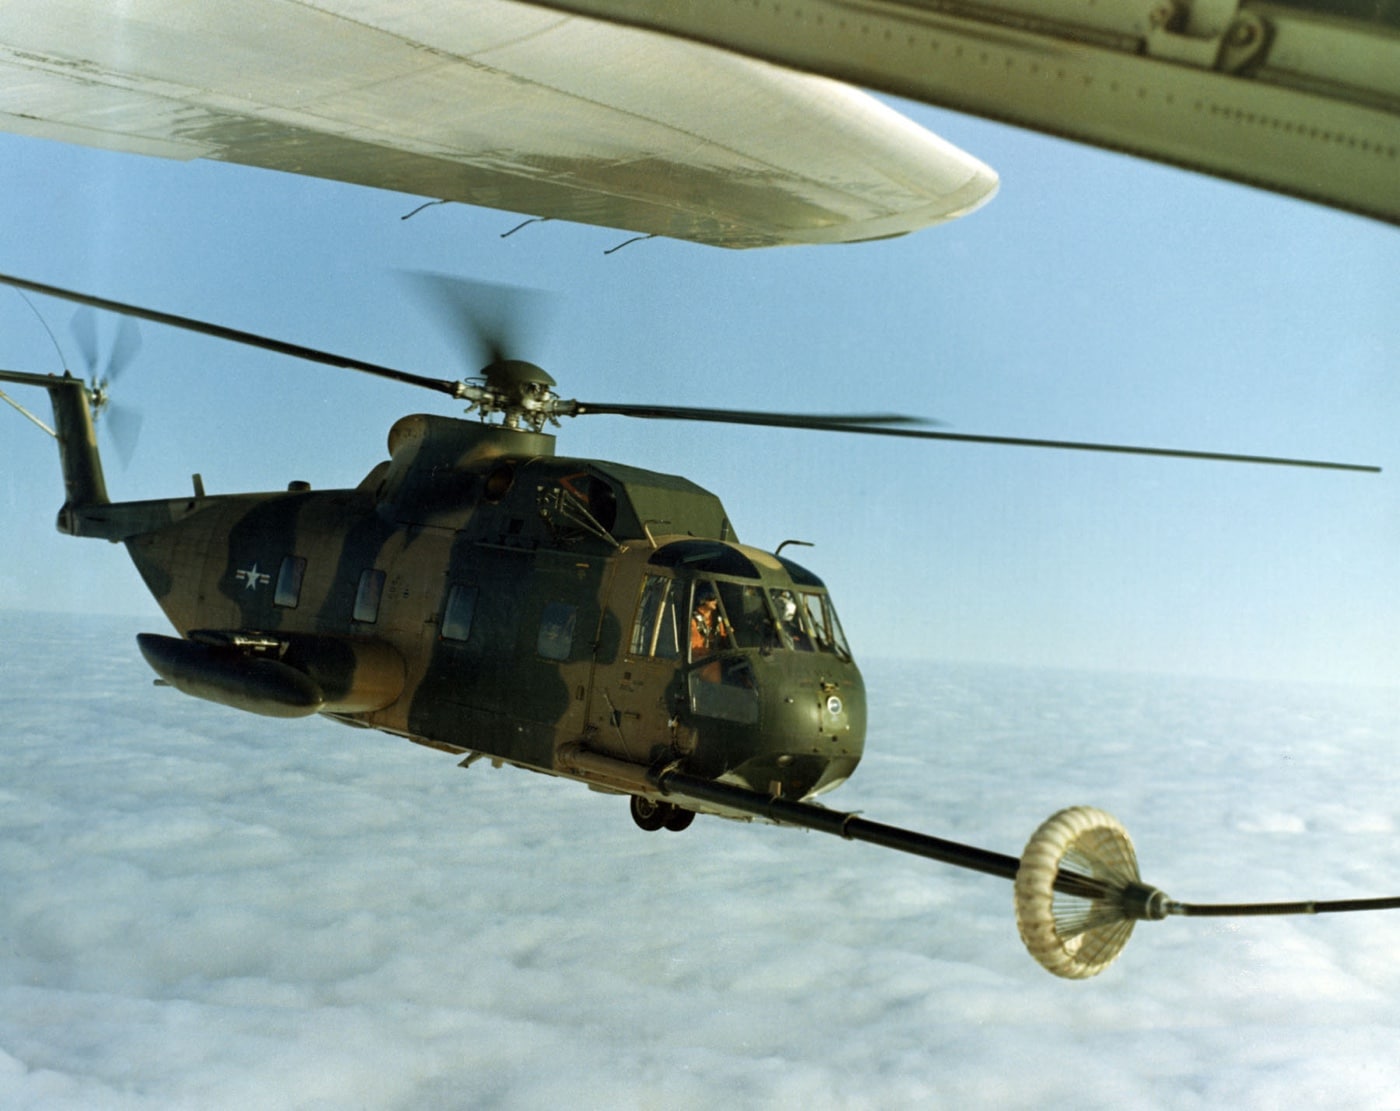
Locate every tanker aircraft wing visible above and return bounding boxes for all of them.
[529,0,1400,227]
[0,1,996,249]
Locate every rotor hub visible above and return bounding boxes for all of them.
[464,359,562,431]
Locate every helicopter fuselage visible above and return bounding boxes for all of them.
[122,412,866,809]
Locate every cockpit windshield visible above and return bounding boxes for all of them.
[796,590,852,659]
[769,589,810,651]
[768,587,851,659]
[629,572,853,664]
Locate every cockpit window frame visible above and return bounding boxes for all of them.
[628,572,683,660]
[649,539,760,579]
[776,554,826,588]
[628,562,854,664]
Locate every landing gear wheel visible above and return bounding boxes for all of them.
[1014,806,1142,980]
[630,795,666,832]
[663,806,695,832]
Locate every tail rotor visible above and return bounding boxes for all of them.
[71,308,144,466]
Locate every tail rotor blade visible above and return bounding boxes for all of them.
[66,306,145,465]
[104,401,144,468]
[106,316,143,384]
[71,307,100,377]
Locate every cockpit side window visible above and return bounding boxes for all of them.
[629,574,681,659]
[686,579,761,722]
[684,579,777,660]
[688,579,733,661]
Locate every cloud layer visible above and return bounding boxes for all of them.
[3,612,1399,1109]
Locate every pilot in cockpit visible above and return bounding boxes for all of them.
[689,583,731,658]
[774,589,812,651]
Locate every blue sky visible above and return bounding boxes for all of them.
[1,95,1396,684]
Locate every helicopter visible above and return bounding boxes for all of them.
[2,269,1396,980]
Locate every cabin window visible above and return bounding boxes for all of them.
[629,574,680,659]
[353,569,386,624]
[440,584,479,643]
[537,602,577,661]
[274,556,306,609]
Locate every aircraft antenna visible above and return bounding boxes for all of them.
[10,287,66,371]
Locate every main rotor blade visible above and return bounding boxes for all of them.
[0,272,464,399]
[575,401,1378,473]
[844,425,1381,473]
[2,272,1378,475]
[568,401,929,431]
[404,271,556,373]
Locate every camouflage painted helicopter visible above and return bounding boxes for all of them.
[3,270,1395,979]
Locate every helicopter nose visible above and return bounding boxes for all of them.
[719,667,866,800]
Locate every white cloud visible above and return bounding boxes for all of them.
[3,613,1400,1109]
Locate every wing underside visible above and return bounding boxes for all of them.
[0,0,997,248]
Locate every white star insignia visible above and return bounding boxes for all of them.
[236,563,271,591]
